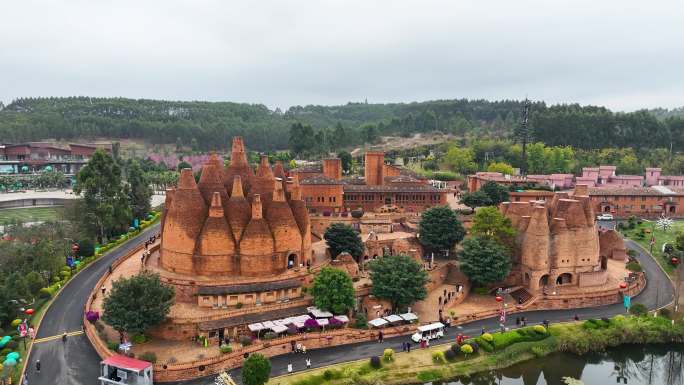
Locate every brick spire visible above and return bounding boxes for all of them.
[227,176,250,242]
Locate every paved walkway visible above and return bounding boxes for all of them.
[24,224,160,385]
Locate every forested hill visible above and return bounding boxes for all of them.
[0,96,683,152]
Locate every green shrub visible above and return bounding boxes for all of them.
[629,303,648,316]
[383,348,394,362]
[460,344,473,357]
[219,344,232,354]
[322,370,335,381]
[262,332,277,340]
[235,302,243,309]
[139,351,157,363]
[473,287,489,295]
[444,349,456,361]
[354,314,368,329]
[533,325,547,334]
[6,341,17,350]
[38,287,52,299]
[467,341,479,354]
[131,334,147,344]
[481,332,493,342]
[106,341,119,351]
[369,356,381,368]
[450,344,460,353]
[476,337,494,352]
[416,369,442,382]
[626,261,643,272]
[0,348,10,356]
[60,270,71,280]
[431,350,447,364]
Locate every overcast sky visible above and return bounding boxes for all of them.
[1,0,683,111]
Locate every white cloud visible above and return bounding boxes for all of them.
[1,0,682,111]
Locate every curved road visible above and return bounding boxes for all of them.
[25,224,160,385]
[24,229,674,385]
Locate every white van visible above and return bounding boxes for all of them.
[411,322,445,343]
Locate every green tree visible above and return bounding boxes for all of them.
[459,236,511,285]
[24,271,45,297]
[360,123,379,144]
[310,267,355,314]
[486,162,514,175]
[444,146,477,175]
[126,160,152,220]
[102,272,174,335]
[369,255,428,310]
[241,353,271,385]
[74,149,131,243]
[675,231,684,252]
[418,206,465,252]
[480,181,510,206]
[470,206,516,251]
[460,190,493,209]
[176,161,192,171]
[338,151,352,174]
[324,223,364,258]
[289,122,316,156]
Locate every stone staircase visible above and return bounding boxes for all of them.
[509,287,534,305]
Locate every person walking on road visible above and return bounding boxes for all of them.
[378,330,384,343]
[23,374,28,385]
[407,342,411,353]
[306,358,311,369]
[287,363,293,374]
[35,360,41,373]
[62,332,68,342]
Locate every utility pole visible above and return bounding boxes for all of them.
[518,99,531,176]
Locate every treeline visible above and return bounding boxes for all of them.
[2,97,684,153]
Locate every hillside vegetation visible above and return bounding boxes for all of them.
[1,97,683,152]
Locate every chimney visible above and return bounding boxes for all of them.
[179,168,197,189]
[252,194,263,219]
[574,184,589,197]
[231,175,244,197]
[323,158,342,180]
[273,181,286,202]
[230,137,248,166]
[364,151,385,186]
[209,192,224,217]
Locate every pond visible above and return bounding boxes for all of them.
[440,344,684,385]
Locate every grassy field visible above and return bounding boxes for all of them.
[620,219,684,276]
[0,206,64,224]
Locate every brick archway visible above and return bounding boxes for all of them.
[556,273,572,285]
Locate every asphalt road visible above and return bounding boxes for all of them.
[22,223,674,385]
[24,223,160,385]
[176,238,675,385]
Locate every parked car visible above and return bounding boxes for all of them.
[597,213,614,221]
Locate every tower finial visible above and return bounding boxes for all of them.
[231,175,244,197]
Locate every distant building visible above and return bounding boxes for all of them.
[0,142,112,174]
[295,153,448,214]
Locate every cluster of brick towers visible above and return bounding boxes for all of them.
[160,137,312,277]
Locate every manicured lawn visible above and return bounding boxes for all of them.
[0,206,63,224]
[620,219,684,276]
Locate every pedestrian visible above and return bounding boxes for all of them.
[574,314,579,321]
[291,340,296,352]
[101,285,106,295]
[420,338,426,349]
[296,342,302,353]
[301,345,307,354]
[23,373,28,385]
[402,342,406,352]
[481,327,485,335]
[378,330,384,343]
[515,317,520,326]
[35,360,41,373]
[407,342,411,353]
[62,332,67,342]
[287,363,293,374]
[306,358,311,369]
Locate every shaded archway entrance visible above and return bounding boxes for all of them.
[600,255,608,270]
[556,273,572,285]
[287,254,297,269]
[539,274,549,287]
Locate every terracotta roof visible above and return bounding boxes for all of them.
[291,165,322,173]
[199,305,309,330]
[102,354,151,371]
[384,175,420,184]
[588,187,680,196]
[300,176,344,185]
[197,279,300,296]
[343,184,443,193]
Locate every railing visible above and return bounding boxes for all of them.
[174,298,313,324]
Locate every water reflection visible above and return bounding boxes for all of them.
[438,345,684,385]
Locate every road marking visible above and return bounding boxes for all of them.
[33,330,84,344]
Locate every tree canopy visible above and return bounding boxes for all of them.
[460,190,493,209]
[310,267,355,314]
[480,181,510,206]
[459,236,512,285]
[369,254,428,311]
[125,160,152,220]
[418,206,466,252]
[74,149,132,242]
[242,354,271,385]
[102,272,174,335]
[470,206,516,251]
[324,223,364,258]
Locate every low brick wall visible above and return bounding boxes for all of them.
[152,325,416,382]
